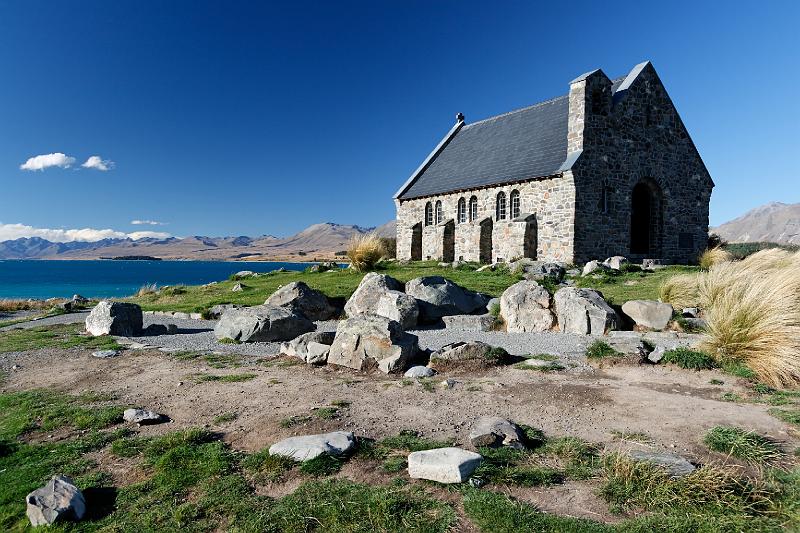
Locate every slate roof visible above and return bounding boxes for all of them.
[396,78,624,200]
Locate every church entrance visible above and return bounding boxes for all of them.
[442,220,455,262]
[479,218,493,264]
[522,214,538,259]
[630,179,663,256]
[410,223,422,261]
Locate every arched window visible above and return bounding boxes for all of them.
[510,190,521,219]
[457,198,466,224]
[424,202,433,226]
[496,192,507,220]
[435,200,443,224]
[469,196,478,222]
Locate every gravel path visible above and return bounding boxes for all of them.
[0,311,88,332]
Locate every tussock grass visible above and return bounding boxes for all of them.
[346,233,385,272]
[135,282,158,297]
[0,298,56,312]
[704,426,783,465]
[699,247,733,270]
[659,272,703,309]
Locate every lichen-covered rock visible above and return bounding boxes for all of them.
[405,276,486,323]
[85,301,143,336]
[265,281,337,321]
[374,291,419,330]
[469,416,526,449]
[269,431,355,461]
[499,281,555,333]
[327,315,418,373]
[621,300,673,330]
[554,287,618,335]
[344,273,404,316]
[407,447,482,483]
[26,475,86,527]
[214,305,314,342]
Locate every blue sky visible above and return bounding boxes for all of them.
[0,1,797,241]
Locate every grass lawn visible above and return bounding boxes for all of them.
[0,324,120,354]
[128,261,699,313]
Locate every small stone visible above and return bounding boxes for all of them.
[269,431,355,461]
[404,366,435,378]
[91,350,120,359]
[440,378,457,389]
[468,416,525,449]
[628,450,695,477]
[26,475,85,527]
[123,408,166,425]
[232,283,245,292]
[407,447,482,483]
[647,345,667,364]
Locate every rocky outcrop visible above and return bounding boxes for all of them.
[214,305,315,342]
[469,417,526,449]
[621,300,673,330]
[405,276,488,323]
[269,431,356,462]
[407,447,482,483]
[554,287,618,335]
[85,301,143,336]
[265,281,337,321]
[26,475,86,527]
[344,273,418,329]
[327,315,418,373]
[499,281,555,333]
[374,291,419,330]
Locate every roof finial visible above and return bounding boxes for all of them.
[456,112,464,123]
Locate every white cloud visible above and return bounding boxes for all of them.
[0,223,171,243]
[81,155,114,171]
[20,152,76,171]
[131,219,166,226]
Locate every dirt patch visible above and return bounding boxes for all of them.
[499,480,620,524]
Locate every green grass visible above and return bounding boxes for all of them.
[171,351,243,368]
[769,408,800,427]
[0,324,121,354]
[213,412,238,424]
[193,373,257,383]
[703,426,783,464]
[573,265,699,305]
[279,415,312,428]
[586,340,621,360]
[610,430,652,444]
[313,406,339,420]
[661,347,717,370]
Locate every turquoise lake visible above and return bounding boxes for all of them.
[0,260,316,299]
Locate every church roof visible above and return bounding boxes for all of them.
[396,78,623,200]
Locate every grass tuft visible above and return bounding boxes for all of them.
[586,340,621,360]
[346,233,385,273]
[661,347,717,370]
[699,247,733,270]
[704,426,783,464]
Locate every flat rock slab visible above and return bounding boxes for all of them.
[628,450,695,477]
[123,408,166,425]
[26,475,86,527]
[407,447,482,483]
[404,366,435,378]
[91,350,120,359]
[269,431,355,461]
[441,314,494,332]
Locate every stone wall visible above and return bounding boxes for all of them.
[568,63,713,264]
[396,175,576,263]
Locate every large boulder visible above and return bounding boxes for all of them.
[374,291,419,330]
[214,305,314,342]
[431,341,493,362]
[407,447,482,483]
[621,300,674,330]
[469,416,526,449]
[499,281,555,333]
[265,281,337,321]
[405,276,487,323]
[85,301,143,336]
[554,287,618,335]
[280,331,336,364]
[344,273,418,329]
[327,315,418,373]
[26,475,86,527]
[269,431,356,462]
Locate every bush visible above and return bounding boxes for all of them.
[346,233,386,272]
[699,247,733,270]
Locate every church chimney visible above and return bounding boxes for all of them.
[567,69,612,154]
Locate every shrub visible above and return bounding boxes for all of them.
[704,426,783,464]
[661,347,717,370]
[699,247,733,270]
[346,233,386,272]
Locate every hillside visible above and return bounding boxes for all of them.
[713,202,800,244]
[0,221,397,261]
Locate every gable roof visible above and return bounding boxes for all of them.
[396,77,624,201]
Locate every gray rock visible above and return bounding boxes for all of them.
[405,276,485,323]
[628,450,695,477]
[280,331,336,363]
[123,408,166,425]
[603,256,629,270]
[621,300,674,330]
[500,281,555,333]
[432,341,492,361]
[208,304,240,319]
[26,475,85,527]
[582,260,610,276]
[407,447,482,483]
[172,312,190,320]
[647,345,667,364]
[374,290,419,330]
[71,294,89,305]
[233,270,255,279]
[684,317,707,330]
[682,307,699,318]
[344,273,404,317]
[441,314,494,332]
[512,260,566,282]
[85,301,143,337]
[440,378,457,389]
[554,287,618,335]
[231,282,245,292]
[404,365,435,378]
[469,416,525,449]
[265,281,337,321]
[269,431,355,461]
[305,342,330,365]
[91,349,120,359]
[214,305,315,342]
[327,315,418,373]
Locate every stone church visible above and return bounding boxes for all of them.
[393,61,713,265]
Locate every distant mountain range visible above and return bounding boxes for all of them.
[713,202,800,245]
[0,221,397,261]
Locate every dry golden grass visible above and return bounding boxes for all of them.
[135,283,159,297]
[346,233,385,272]
[0,299,56,312]
[699,247,733,270]
[659,272,702,309]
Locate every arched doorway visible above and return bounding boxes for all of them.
[479,217,493,264]
[522,214,538,259]
[410,223,422,261]
[630,179,663,256]
[442,220,455,263]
